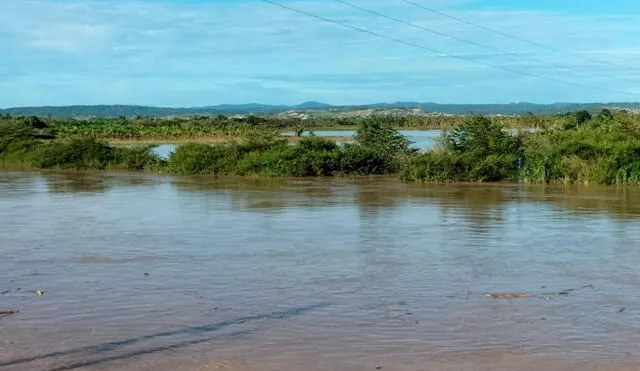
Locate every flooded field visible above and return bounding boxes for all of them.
[2,171,640,370]
[149,130,441,159]
[283,130,442,150]
[151,129,534,159]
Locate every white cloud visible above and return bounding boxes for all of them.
[25,23,110,52]
[0,0,638,106]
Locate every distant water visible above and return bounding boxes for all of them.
[151,129,535,159]
[282,129,441,151]
[150,130,442,159]
[2,171,640,370]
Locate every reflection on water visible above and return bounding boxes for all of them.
[2,171,640,370]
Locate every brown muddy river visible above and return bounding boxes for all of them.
[2,171,640,370]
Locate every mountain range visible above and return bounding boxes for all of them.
[1,101,639,118]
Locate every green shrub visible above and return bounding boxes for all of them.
[235,146,293,176]
[355,119,411,157]
[340,143,392,175]
[3,110,640,185]
[30,138,116,169]
[437,116,523,181]
[400,151,463,182]
[288,137,341,176]
[113,146,161,170]
[167,143,240,174]
[236,137,343,177]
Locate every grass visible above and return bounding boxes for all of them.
[0,113,560,144]
[3,110,640,185]
[400,110,640,185]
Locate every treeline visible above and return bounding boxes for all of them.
[3,102,640,118]
[2,109,640,184]
[0,113,563,141]
[0,116,411,176]
[402,109,640,184]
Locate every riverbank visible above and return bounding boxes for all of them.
[3,110,640,184]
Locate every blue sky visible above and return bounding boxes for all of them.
[0,0,639,107]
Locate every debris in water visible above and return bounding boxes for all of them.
[618,307,626,313]
[0,311,17,319]
[486,293,534,299]
[33,289,44,296]
[464,287,472,299]
[487,285,591,300]
[143,272,150,277]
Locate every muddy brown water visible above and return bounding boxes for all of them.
[2,171,640,370]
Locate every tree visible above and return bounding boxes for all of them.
[563,110,592,130]
[354,118,411,156]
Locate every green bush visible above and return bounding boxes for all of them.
[355,119,411,157]
[167,143,241,175]
[30,138,116,169]
[288,137,341,176]
[234,146,293,176]
[236,137,342,177]
[340,144,392,175]
[113,146,161,170]
[400,151,463,182]
[3,110,640,185]
[520,134,563,183]
[408,116,524,182]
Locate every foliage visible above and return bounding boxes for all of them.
[28,138,117,169]
[0,111,570,144]
[114,145,162,170]
[354,118,412,155]
[340,144,393,175]
[168,143,241,175]
[3,110,640,185]
[403,116,523,182]
[400,150,463,182]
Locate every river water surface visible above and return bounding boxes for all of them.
[2,171,640,370]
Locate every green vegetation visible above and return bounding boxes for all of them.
[52,115,282,141]
[0,113,560,144]
[0,117,162,171]
[401,110,640,185]
[2,110,640,185]
[0,115,409,176]
[166,126,409,176]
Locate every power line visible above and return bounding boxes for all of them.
[333,0,627,82]
[260,0,638,98]
[399,0,640,73]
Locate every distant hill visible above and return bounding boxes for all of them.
[1,102,639,118]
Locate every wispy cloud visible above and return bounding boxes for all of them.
[0,0,638,107]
